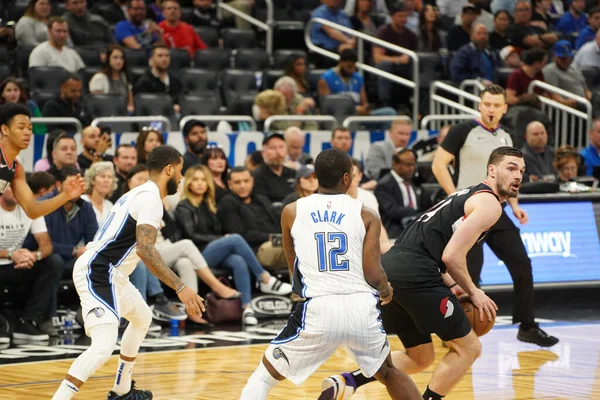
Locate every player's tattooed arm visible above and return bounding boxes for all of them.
[136,224,185,291]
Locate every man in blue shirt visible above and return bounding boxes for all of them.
[575,7,600,49]
[309,0,355,53]
[450,23,502,85]
[555,0,588,37]
[581,119,600,176]
[114,0,163,50]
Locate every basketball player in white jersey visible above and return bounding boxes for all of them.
[0,103,86,216]
[239,148,421,400]
[52,146,205,400]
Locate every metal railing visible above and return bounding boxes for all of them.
[528,80,592,148]
[420,114,477,131]
[91,116,172,132]
[342,115,411,129]
[31,117,83,133]
[218,0,273,55]
[179,115,257,132]
[264,115,338,131]
[305,17,419,129]
[429,81,480,126]
[458,79,485,102]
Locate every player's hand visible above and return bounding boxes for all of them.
[470,289,498,322]
[379,282,393,305]
[512,207,528,224]
[177,286,205,317]
[63,174,86,200]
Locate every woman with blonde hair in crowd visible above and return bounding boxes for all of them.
[253,89,287,131]
[81,161,117,225]
[176,165,292,325]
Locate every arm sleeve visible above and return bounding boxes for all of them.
[15,18,41,47]
[89,73,109,93]
[114,22,133,44]
[440,123,472,156]
[542,67,558,87]
[30,216,47,234]
[375,184,420,221]
[365,143,386,180]
[131,191,164,228]
[28,46,45,69]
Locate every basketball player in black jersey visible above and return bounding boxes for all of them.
[0,104,85,216]
[320,147,524,400]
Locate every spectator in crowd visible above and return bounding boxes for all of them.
[437,0,470,21]
[244,151,263,172]
[489,10,512,50]
[33,130,67,172]
[284,55,310,96]
[455,0,495,32]
[218,167,286,270]
[330,127,353,154]
[0,77,44,135]
[374,149,421,239]
[29,17,85,73]
[520,121,557,182]
[77,126,113,174]
[554,145,581,182]
[64,0,114,47]
[252,133,296,204]
[508,0,558,50]
[318,50,396,120]
[43,167,98,278]
[500,45,523,67]
[28,171,57,198]
[365,119,412,180]
[574,29,600,68]
[282,164,319,207]
[41,74,89,132]
[447,4,479,51]
[418,3,446,51]
[491,0,517,14]
[506,47,548,107]
[47,134,80,177]
[373,4,418,110]
[348,158,393,254]
[135,126,164,164]
[253,90,287,131]
[403,0,421,34]
[555,0,587,36]
[0,186,60,340]
[273,77,318,131]
[110,144,138,202]
[176,165,292,325]
[92,0,127,25]
[345,0,390,17]
[283,127,312,170]
[159,0,208,57]
[350,0,386,60]
[147,0,166,22]
[181,119,207,174]
[576,7,600,49]
[450,23,502,85]
[531,0,555,31]
[419,125,451,162]
[186,0,222,31]
[15,0,72,47]
[543,40,592,106]
[581,118,600,175]
[201,146,230,202]
[310,0,355,53]
[114,0,163,50]
[81,161,117,224]
[89,45,134,114]
[133,44,183,114]
[220,0,255,29]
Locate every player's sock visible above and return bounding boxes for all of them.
[51,380,78,400]
[112,359,135,395]
[240,360,280,400]
[423,386,444,400]
[350,369,376,388]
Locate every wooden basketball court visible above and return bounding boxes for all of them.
[0,323,598,399]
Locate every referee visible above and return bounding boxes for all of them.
[432,84,558,347]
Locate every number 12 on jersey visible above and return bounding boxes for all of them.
[315,232,349,272]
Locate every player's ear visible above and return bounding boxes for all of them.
[0,124,8,137]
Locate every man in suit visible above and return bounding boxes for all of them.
[374,149,421,238]
[365,119,412,180]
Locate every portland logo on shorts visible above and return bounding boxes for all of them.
[272,347,289,365]
[439,297,454,319]
[88,307,105,319]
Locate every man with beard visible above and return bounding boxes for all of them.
[320,146,518,400]
[52,146,204,400]
[114,0,162,50]
[181,119,207,174]
[28,17,85,73]
[252,133,296,204]
[42,74,90,134]
[450,23,502,85]
[77,126,113,174]
[431,85,559,347]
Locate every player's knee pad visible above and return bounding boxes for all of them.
[130,303,152,331]
[69,323,118,381]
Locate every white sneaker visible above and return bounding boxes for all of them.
[243,308,258,325]
[259,276,292,296]
[320,375,355,400]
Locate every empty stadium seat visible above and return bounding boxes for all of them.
[193,27,220,48]
[234,49,271,71]
[123,48,149,68]
[273,23,306,50]
[0,46,9,65]
[495,67,515,89]
[134,93,174,119]
[222,28,258,49]
[227,93,257,116]
[320,94,355,125]
[180,68,219,96]
[261,69,284,90]
[87,94,128,119]
[417,52,445,87]
[129,67,147,86]
[273,49,306,69]
[194,48,232,70]
[221,69,258,106]
[16,46,34,78]
[28,67,69,98]
[169,48,191,72]
[180,94,221,116]
[0,65,10,84]
[307,69,326,93]
[75,46,102,66]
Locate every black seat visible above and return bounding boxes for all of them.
[307,68,326,94]
[261,69,284,90]
[0,46,10,65]
[581,67,600,91]
[273,49,306,69]
[180,94,221,116]
[194,48,232,70]
[227,93,256,116]
[123,48,149,68]
[75,46,102,66]
[129,67,147,86]
[180,68,219,96]
[134,93,174,119]
[87,94,128,119]
[222,28,258,49]
[79,66,102,94]
[0,65,10,84]
[16,46,35,78]
[234,49,271,71]
[193,27,220,48]
[273,22,306,50]
[495,67,515,88]
[221,69,258,106]
[169,48,191,73]
[417,52,444,87]
[28,67,69,98]
[320,94,355,125]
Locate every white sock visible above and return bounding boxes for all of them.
[239,361,280,400]
[52,379,78,400]
[112,359,135,395]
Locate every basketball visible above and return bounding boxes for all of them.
[460,297,495,337]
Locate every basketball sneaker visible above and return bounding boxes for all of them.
[319,374,356,400]
[107,380,152,400]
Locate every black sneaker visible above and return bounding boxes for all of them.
[13,319,49,341]
[107,380,153,400]
[0,314,10,343]
[517,324,559,347]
